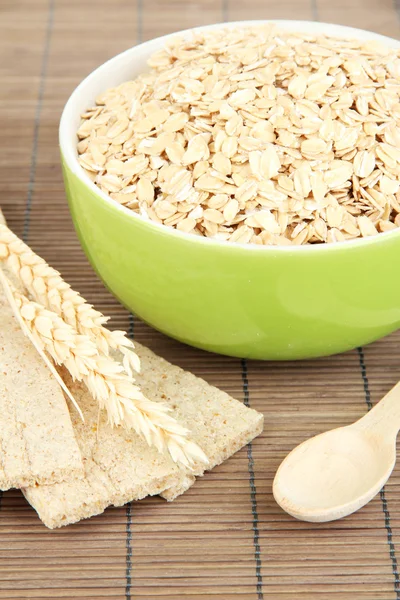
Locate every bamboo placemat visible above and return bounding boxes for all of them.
[1,0,400,598]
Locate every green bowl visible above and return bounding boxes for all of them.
[60,20,400,360]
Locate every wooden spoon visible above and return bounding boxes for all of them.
[273,381,400,522]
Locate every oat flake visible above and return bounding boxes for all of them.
[78,25,400,245]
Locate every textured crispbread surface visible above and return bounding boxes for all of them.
[0,288,83,490]
[24,342,263,528]
[24,370,182,529]
[161,474,196,501]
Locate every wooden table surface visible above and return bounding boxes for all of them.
[2,1,400,598]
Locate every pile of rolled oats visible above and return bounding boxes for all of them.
[77,25,400,245]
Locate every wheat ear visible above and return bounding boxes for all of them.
[0,267,84,420]
[0,223,139,377]
[2,272,208,468]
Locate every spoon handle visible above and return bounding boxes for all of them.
[356,380,400,438]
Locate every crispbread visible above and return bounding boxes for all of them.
[0,287,83,490]
[24,342,263,528]
[0,208,83,489]
[161,474,196,501]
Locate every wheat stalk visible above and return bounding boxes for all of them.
[0,269,208,468]
[0,223,139,377]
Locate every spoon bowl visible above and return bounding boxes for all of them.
[273,425,396,522]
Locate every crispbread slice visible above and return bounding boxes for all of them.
[24,342,263,528]
[161,474,196,501]
[162,403,264,500]
[0,288,83,490]
[0,207,83,489]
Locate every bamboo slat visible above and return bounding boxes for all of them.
[1,1,400,598]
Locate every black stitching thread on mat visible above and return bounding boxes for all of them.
[223,2,261,595]
[137,0,143,44]
[395,0,400,20]
[222,8,262,598]
[128,314,135,340]
[311,0,319,22]
[125,501,133,600]
[23,0,55,242]
[222,0,229,21]
[125,315,134,600]
[125,2,143,593]
[357,347,400,597]
[241,358,264,600]
[1,0,54,518]
[11,0,54,521]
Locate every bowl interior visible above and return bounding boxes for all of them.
[60,19,400,183]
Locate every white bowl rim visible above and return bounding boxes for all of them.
[60,19,400,254]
